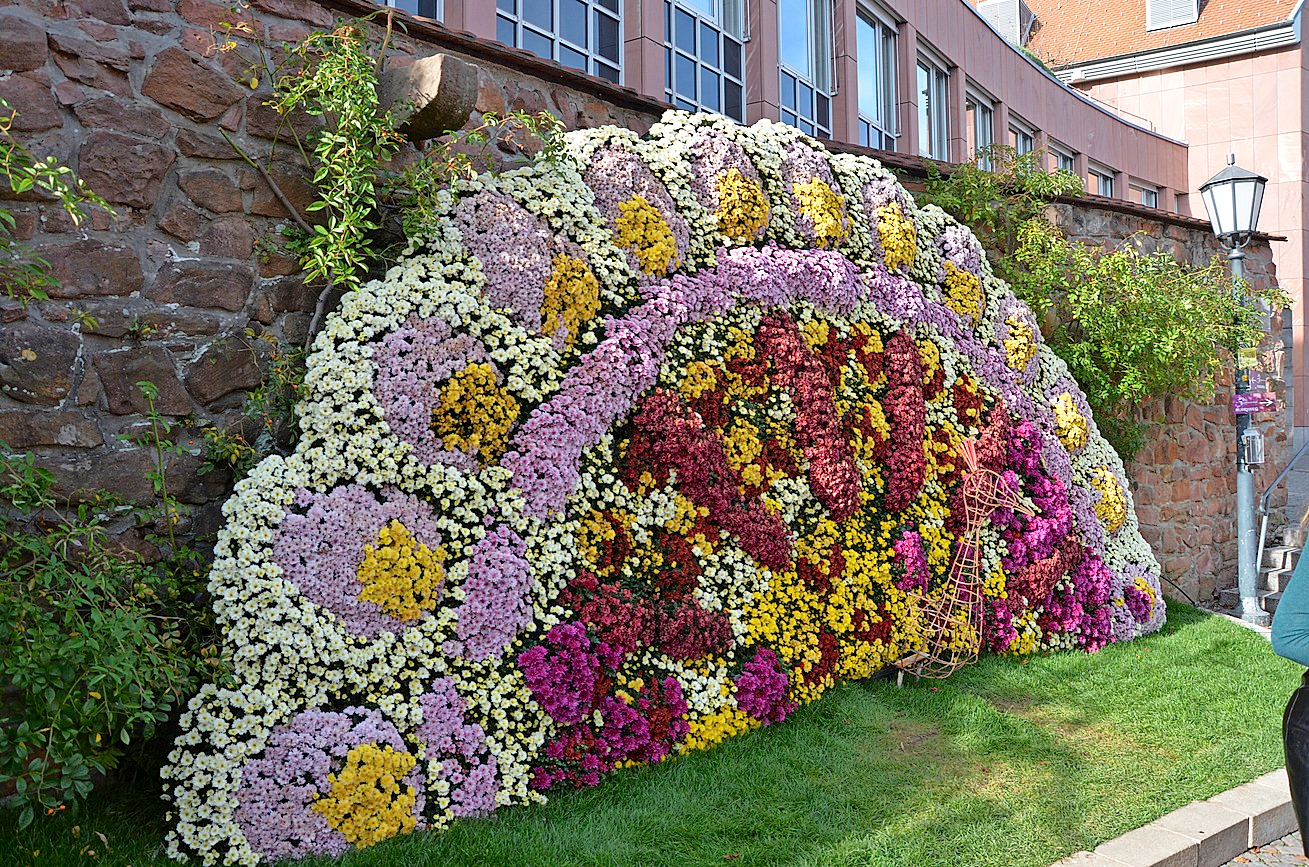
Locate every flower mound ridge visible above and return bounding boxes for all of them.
[163,113,1166,865]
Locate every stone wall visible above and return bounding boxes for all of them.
[1050,202,1288,603]
[0,0,1287,599]
[0,0,663,551]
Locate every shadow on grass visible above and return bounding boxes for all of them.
[3,603,1299,867]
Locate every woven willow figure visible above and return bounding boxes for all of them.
[896,439,1036,680]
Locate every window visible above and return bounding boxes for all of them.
[965,87,993,167]
[665,0,745,122]
[1088,164,1115,197]
[380,0,441,19]
[1009,116,1034,154]
[779,0,833,138]
[1049,143,1075,174]
[1130,183,1160,208]
[1146,0,1198,31]
[916,47,949,160]
[856,4,898,149]
[496,0,621,83]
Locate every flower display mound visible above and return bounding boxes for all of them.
[163,113,1165,865]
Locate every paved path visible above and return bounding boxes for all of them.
[1224,830,1306,865]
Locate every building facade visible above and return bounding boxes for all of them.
[420,0,1191,203]
[1020,1,1307,439]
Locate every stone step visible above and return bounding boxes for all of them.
[1263,544,1300,572]
[1218,587,1283,616]
[1259,565,1296,593]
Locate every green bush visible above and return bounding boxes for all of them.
[0,449,218,829]
[920,145,1290,457]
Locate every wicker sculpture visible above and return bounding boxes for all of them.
[896,438,1036,681]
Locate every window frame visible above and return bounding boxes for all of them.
[915,43,950,161]
[778,0,835,138]
[964,84,994,168]
[379,0,442,19]
[1129,182,1160,208]
[1008,114,1035,155]
[665,0,747,122]
[1049,141,1076,174]
[496,0,623,84]
[855,2,899,150]
[1088,163,1115,198]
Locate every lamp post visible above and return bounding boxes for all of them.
[1200,154,1269,626]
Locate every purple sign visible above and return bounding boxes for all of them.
[1232,392,1278,414]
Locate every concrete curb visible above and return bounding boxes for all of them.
[1050,768,1297,867]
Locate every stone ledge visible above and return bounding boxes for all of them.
[1048,767,1296,867]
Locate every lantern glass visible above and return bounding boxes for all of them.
[1200,158,1267,246]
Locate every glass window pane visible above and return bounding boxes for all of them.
[597,62,620,83]
[800,118,814,135]
[676,96,697,111]
[725,80,742,120]
[392,0,419,15]
[917,63,931,155]
[780,72,797,110]
[497,15,515,45]
[665,46,673,90]
[857,14,878,121]
[798,80,813,116]
[700,22,719,67]
[598,0,618,11]
[782,109,797,126]
[677,53,697,98]
[701,68,719,110]
[779,0,811,77]
[596,11,619,61]
[523,28,553,59]
[682,0,715,13]
[560,44,587,71]
[675,7,696,52]
[561,0,587,47]
[723,38,742,77]
[816,93,829,131]
[523,0,551,30]
[498,0,515,12]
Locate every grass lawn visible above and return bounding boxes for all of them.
[5,602,1301,867]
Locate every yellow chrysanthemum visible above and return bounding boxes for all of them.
[356,520,444,622]
[678,361,720,400]
[1004,316,1039,371]
[943,261,984,324]
[714,168,769,240]
[541,253,600,350]
[430,362,519,463]
[1091,467,1128,533]
[1052,392,1089,454]
[793,178,850,248]
[615,194,679,275]
[876,203,917,271]
[311,743,418,848]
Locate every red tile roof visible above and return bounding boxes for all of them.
[1014,0,1300,67]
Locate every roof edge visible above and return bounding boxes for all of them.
[1055,15,1302,84]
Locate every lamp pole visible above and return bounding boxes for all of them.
[1200,154,1269,626]
[1230,247,1267,626]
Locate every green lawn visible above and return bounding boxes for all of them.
[5,603,1300,867]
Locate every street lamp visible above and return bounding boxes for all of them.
[1200,154,1269,626]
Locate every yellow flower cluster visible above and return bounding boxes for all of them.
[793,178,850,249]
[714,168,770,241]
[876,203,917,271]
[1003,610,1042,656]
[1003,316,1038,371]
[431,362,520,463]
[678,361,719,400]
[800,318,830,352]
[356,520,445,622]
[724,421,764,484]
[615,194,679,275]
[682,704,761,753]
[918,340,942,390]
[541,254,601,350]
[576,509,634,576]
[1052,392,1089,454]
[942,261,984,324]
[981,565,1007,600]
[1091,467,1127,533]
[311,743,418,848]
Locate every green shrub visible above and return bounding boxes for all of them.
[0,448,218,829]
[919,145,1290,457]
